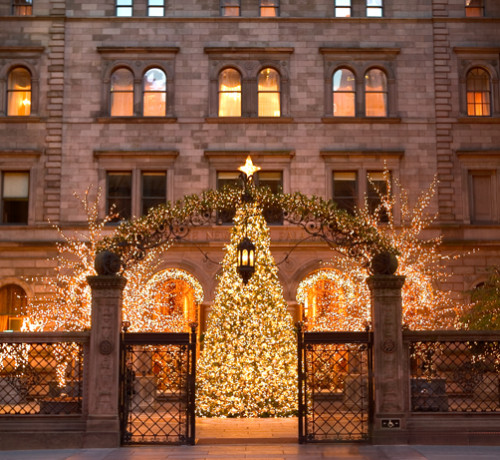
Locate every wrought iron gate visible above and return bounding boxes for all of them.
[120,327,196,445]
[298,326,373,443]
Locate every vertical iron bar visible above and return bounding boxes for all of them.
[188,323,197,445]
[297,322,304,443]
[367,331,374,442]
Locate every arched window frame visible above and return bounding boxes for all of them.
[364,67,388,117]
[6,66,32,117]
[465,67,492,117]
[142,67,167,117]
[109,66,135,117]
[332,67,357,117]
[0,282,29,332]
[257,66,281,117]
[4,64,39,117]
[218,67,242,117]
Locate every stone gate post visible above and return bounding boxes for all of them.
[85,251,126,447]
[366,252,408,444]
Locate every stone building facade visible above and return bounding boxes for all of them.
[1,0,500,331]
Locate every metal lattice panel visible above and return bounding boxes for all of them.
[298,331,372,443]
[0,341,84,415]
[120,331,196,445]
[410,340,500,413]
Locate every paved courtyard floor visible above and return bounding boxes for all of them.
[2,418,500,460]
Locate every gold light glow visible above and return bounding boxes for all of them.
[238,156,261,178]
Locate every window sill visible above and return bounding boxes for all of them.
[457,117,500,124]
[96,116,177,123]
[205,117,294,124]
[322,116,401,124]
[0,116,43,123]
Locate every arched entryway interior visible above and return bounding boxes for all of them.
[297,268,370,331]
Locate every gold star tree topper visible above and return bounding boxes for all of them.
[238,156,261,178]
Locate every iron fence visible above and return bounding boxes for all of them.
[406,331,500,413]
[298,327,372,443]
[120,328,196,445]
[0,332,88,416]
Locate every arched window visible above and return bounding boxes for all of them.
[466,68,491,116]
[258,68,280,117]
[333,68,355,116]
[218,68,241,117]
[0,284,27,331]
[364,68,387,117]
[143,68,166,116]
[110,68,134,116]
[7,67,31,116]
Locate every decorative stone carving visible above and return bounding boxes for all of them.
[99,340,114,355]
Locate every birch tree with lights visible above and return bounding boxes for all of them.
[196,160,297,417]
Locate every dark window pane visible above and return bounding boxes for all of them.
[333,171,357,213]
[142,172,166,215]
[257,171,283,225]
[367,171,388,222]
[470,172,494,223]
[107,172,132,221]
[216,171,239,224]
[12,0,32,16]
[2,172,29,224]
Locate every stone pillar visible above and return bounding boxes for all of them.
[84,252,126,447]
[367,252,408,444]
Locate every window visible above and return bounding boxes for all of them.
[216,171,239,223]
[466,68,491,117]
[465,0,484,17]
[260,0,279,17]
[219,68,241,117]
[143,68,166,116]
[257,171,283,224]
[12,0,32,16]
[258,68,280,117]
[0,284,27,332]
[110,68,134,116]
[1,172,29,224]
[116,0,133,17]
[107,172,132,221]
[367,171,389,222]
[332,171,357,213]
[333,68,356,116]
[7,67,31,116]
[469,171,494,223]
[142,172,166,215]
[148,0,164,16]
[365,68,387,117]
[221,0,240,16]
[366,0,383,17]
[334,0,351,17]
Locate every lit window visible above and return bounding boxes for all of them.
[333,172,357,213]
[218,69,241,117]
[148,0,164,16]
[466,68,491,117]
[116,0,133,17]
[333,68,356,116]
[142,172,166,215]
[7,67,31,116]
[469,171,494,223]
[1,172,29,224]
[366,0,383,17]
[107,172,132,221]
[110,68,134,116]
[143,68,166,116]
[334,0,351,17]
[0,284,27,332]
[258,68,280,117]
[260,0,279,17]
[257,171,283,225]
[367,171,389,222]
[221,0,240,16]
[365,69,387,117]
[216,171,239,223]
[12,0,32,16]
[465,0,484,17]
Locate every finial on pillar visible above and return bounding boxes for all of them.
[370,251,398,275]
[94,250,122,276]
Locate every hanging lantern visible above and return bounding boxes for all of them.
[237,236,256,285]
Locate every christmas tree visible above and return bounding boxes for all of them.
[196,201,297,417]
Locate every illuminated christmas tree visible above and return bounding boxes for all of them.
[196,201,297,417]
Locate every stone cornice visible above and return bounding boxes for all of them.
[204,150,294,160]
[366,275,405,290]
[321,149,404,158]
[204,46,294,55]
[93,149,179,159]
[97,46,179,54]
[320,47,400,56]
